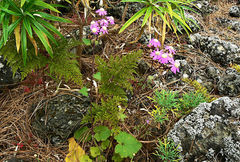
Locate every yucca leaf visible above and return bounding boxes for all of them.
[23,17,33,38]
[31,19,58,45]
[181,6,199,15]
[33,11,72,23]
[119,7,147,33]
[33,0,60,13]
[13,16,21,53]
[65,0,72,4]
[142,6,153,27]
[166,2,173,18]
[6,0,21,12]
[28,34,38,56]
[153,6,171,29]
[2,15,10,44]
[25,11,35,20]
[0,7,21,16]
[173,18,183,34]
[21,0,26,7]
[161,14,167,47]
[0,36,4,49]
[171,11,191,32]
[36,18,64,39]
[7,17,22,35]
[21,27,27,65]
[32,26,53,58]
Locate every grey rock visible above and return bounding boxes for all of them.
[106,1,144,21]
[193,1,218,15]
[205,66,221,81]
[31,93,90,145]
[138,32,151,45]
[0,55,21,89]
[217,68,240,97]
[190,33,240,66]
[229,6,240,17]
[168,97,240,162]
[216,17,240,32]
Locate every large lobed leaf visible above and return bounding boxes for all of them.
[114,131,142,158]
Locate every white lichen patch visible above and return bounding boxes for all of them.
[0,63,4,69]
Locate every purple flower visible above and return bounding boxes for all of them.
[90,21,100,35]
[159,53,170,64]
[146,120,150,124]
[99,19,109,27]
[150,49,163,60]
[170,61,180,74]
[100,26,108,34]
[90,21,99,29]
[148,38,161,48]
[168,53,175,62]
[165,45,176,54]
[96,8,107,16]
[106,16,115,25]
[91,26,100,35]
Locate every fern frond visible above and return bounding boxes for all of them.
[95,50,142,97]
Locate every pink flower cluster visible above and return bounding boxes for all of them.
[148,39,180,74]
[90,8,115,35]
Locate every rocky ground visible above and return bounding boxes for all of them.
[0,0,240,161]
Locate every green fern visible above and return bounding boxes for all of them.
[0,37,82,85]
[82,50,142,127]
[82,96,127,127]
[95,50,142,97]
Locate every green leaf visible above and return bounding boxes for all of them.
[112,153,123,162]
[100,139,110,150]
[171,11,191,31]
[93,126,111,142]
[2,15,10,44]
[82,38,91,46]
[21,0,26,7]
[0,7,21,16]
[90,147,101,158]
[36,18,64,39]
[142,6,152,27]
[32,26,53,57]
[33,0,60,13]
[166,2,173,18]
[74,126,91,142]
[79,87,88,97]
[114,131,142,158]
[7,17,22,35]
[31,19,58,45]
[65,0,72,4]
[93,72,101,81]
[119,7,147,33]
[21,27,27,66]
[33,11,72,23]
[23,17,33,38]
[80,155,92,162]
[153,6,171,29]
[6,0,21,12]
